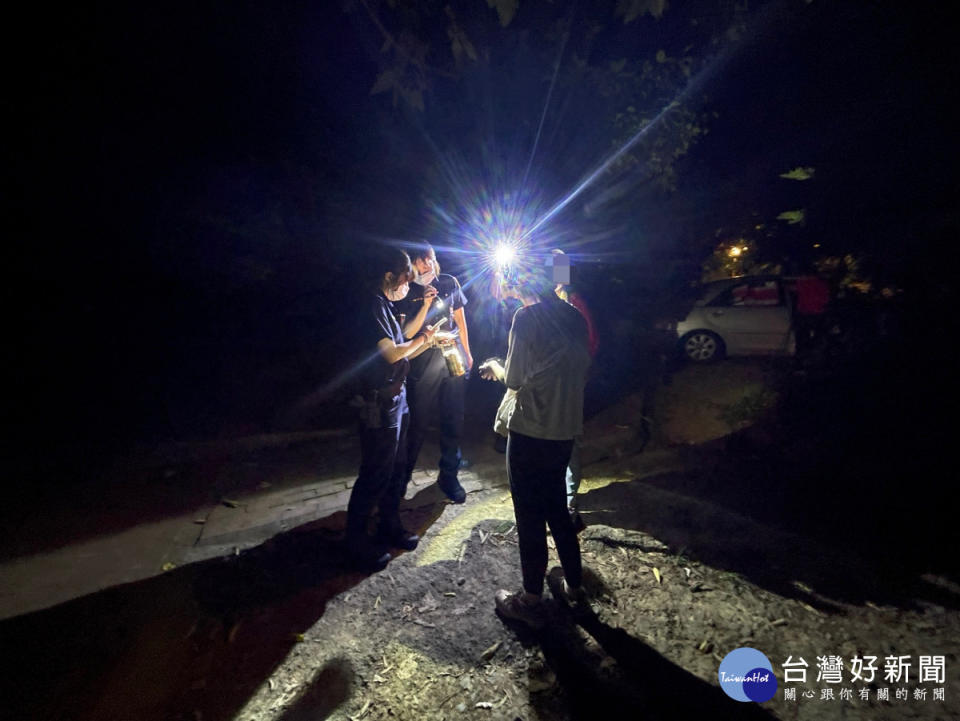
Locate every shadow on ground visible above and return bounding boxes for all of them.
[493,596,777,721]
[277,657,355,721]
[583,465,960,613]
[593,330,960,613]
[545,613,776,720]
[0,499,445,721]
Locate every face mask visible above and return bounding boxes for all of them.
[416,269,437,286]
[384,281,410,301]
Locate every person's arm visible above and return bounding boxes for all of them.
[452,306,473,370]
[377,325,437,364]
[406,331,437,360]
[403,285,438,338]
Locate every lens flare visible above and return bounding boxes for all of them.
[493,244,516,267]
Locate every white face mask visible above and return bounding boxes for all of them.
[415,257,438,286]
[384,280,410,301]
[416,269,437,286]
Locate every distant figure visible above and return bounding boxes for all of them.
[792,275,831,353]
[398,243,473,504]
[345,248,437,569]
[488,261,592,628]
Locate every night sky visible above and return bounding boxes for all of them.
[9,0,958,453]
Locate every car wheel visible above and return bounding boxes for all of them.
[680,330,724,362]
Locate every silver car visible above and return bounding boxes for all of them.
[674,276,796,362]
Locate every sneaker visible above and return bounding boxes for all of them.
[378,525,420,551]
[547,568,591,617]
[494,590,545,629]
[438,477,466,504]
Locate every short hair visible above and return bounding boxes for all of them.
[409,242,435,263]
[370,246,412,286]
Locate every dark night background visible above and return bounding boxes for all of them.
[3,4,960,718]
[8,0,959,459]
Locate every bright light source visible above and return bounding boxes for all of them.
[494,244,515,267]
[728,246,742,257]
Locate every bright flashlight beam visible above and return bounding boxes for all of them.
[494,244,516,267]
[518,8,755,245]
[521,4,575,192]
[519,102,674,242]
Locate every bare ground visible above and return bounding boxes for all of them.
[3,358,958,720]
[231,463,960,721]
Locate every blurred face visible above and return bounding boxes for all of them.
[414,252,437,277]
[383,265,413,301]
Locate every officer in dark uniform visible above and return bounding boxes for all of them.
[345,247,437,569]
[398,243,473,504]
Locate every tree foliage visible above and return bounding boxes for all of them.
[486,0,518,27]
[615,0,669,23]
[346,0,747,192]
[780,166,815,181]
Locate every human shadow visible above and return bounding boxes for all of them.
[0,503,441,721]
[276,657,354,721]
[521,606,777,721]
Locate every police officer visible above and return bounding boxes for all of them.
[345,247,437,569]
[399,243,473,503]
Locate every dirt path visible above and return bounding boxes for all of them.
[230,468,959,721]
[4,360,957,720]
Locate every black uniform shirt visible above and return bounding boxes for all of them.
[400,273,468,374]
[363,292,408,427]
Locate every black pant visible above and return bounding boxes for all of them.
[346,413,409,540]
[506,430,582,595]
[405,349,465,486]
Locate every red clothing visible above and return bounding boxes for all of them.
[795,276,830,315]
[568,292,599,358]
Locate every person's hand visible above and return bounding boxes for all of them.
[423,285,439,307]
[465,352,474,371]
[421,323,438,343]
[479,359,504,382]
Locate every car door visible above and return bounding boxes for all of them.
[704,278,792,354]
